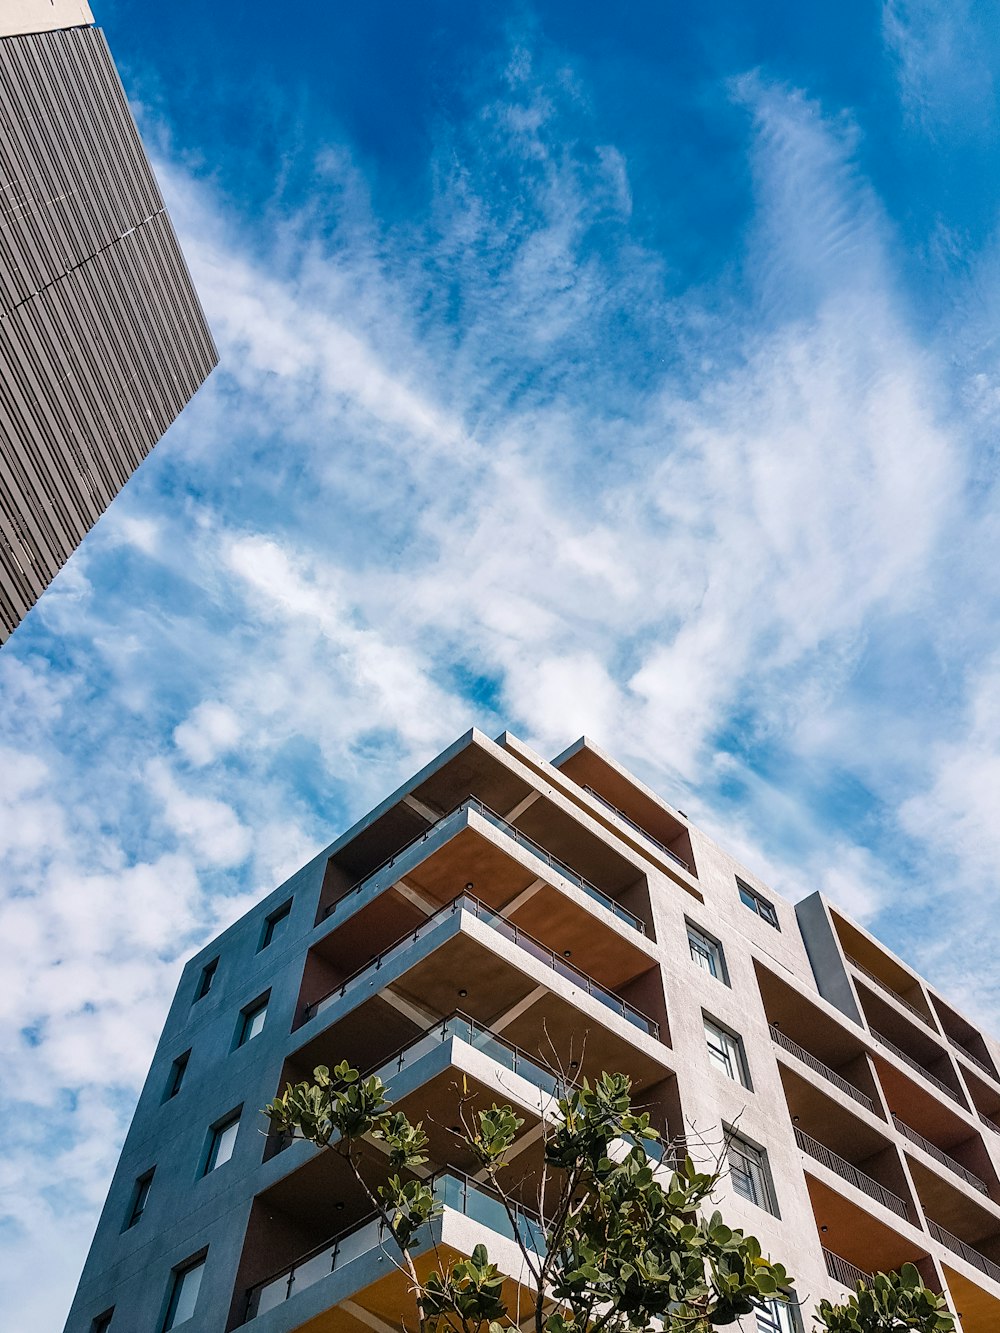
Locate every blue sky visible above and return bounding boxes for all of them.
[4,0,1000,1325]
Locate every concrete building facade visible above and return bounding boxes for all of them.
[0,0,217,642]
[65,730,1000,1333]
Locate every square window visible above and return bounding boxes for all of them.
[728,1134,777,1215]
[736,877,780,930]
[162,1255,205,1330]
[259,899,292,951]
[704,1016,751,1088]
[124,1168,154,1230]
[203,1112,240,1174]
[236,995,268,1048]
[687,922,728,982]
[91,1311,114,1333]
[194,957,218,1001]
[164,1050,190,1101]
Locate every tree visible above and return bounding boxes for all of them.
[263,1062,954,1333]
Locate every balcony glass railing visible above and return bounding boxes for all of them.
[926,1219,1000,1285]
[794,1127,909,1220]
[305,892,659,1038]
[582,786,690,872]
[891,1114,988,1195]
[377,1012,565,1100]
[870,1029,964,1105]
[244,1170,544,1322]
[323,797,645,934]
[768,1025,875,1113]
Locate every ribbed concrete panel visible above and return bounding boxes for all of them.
[0,24,217,642]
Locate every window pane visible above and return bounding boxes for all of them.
[262,901,291,949]
[245,1004,266,1041]
[166,1052,189,1099]
[729,1138,774,1214]
[195,958,218,1000]
[738,884,758,912]
[206,1117,239,1172]
[756,1299,795,1333]
[688,926,722,979]
[164,1258,204,1329]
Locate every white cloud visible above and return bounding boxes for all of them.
[174,700,243,766]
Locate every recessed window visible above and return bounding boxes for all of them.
[259,899,292,951]
[123,1168,154,1230]
[162,1255,206,1330]
[91,1310,114,1333]
[704,1016,751,1088]
[203,1111,240,1174]
[756,1299,799,1333]
[687,922,728,982]
[736,877,780,930]
[194,957,219,1001]
[236,995,268,1048]
[728,1133,777,1215]
[164,1050,190,1101]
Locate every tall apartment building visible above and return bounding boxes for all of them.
[0,0,217,642]
[64,730,1000,1333]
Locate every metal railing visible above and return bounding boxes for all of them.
[322,796,645,934]
[376,1011,566,1099]
[927,1219,1000,1285]
[304,892,660,1038]
[243,1170,545,1322]
[794,1127,909,1220]
[981,1113,1000,1136]
[823,1248,872,1289]
[947,1037,997,1080]
[870,1029,964,1105]
[582,786,690,871]
[769,1026,875,1112]
[891,1114,988,1194]
[845,955,934,1028]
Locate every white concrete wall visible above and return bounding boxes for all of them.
[0,0,93,38]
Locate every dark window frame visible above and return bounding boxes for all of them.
[161,1252,207,1332]
[686,920,729,983]
[235,993,269,1049]
[727,1131,778,1216]
[194,956,219,1001]
[202,1109,241,1176]
[164,1049,190,1101]
[91,1310,114,1333]
[123,1167,154,1230]
[258,899,292,952]
[736,877,780,930]
[703,1014,752,1089]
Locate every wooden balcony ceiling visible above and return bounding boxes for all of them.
[942,1262,1000,1333]
[804,1176,917,1274]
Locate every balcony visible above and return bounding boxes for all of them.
[822,1248,871,1289]
[770,1025,875,1113]
[582,786,690,871]
[846,955,935,1030]
[323,797,647,935]
[794,1127,909,1221]
[243,1170,544,1324]
[289,895,671,1119]
[307,893,659,1037]
[870,1029,965,1107]
[892,1114,988,1195]
[927,1219,1000,1286]
[551,741,696,878]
